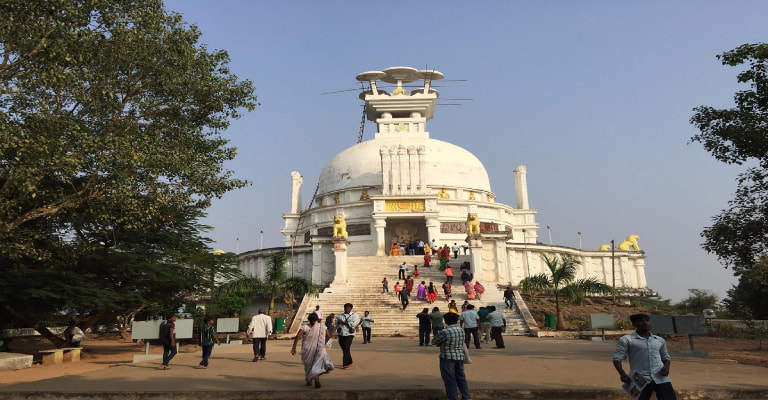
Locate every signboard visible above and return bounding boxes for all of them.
[216,318,240,333]
[131,319,194,340]
[589,313,615,329]
[649,315,675,335]
[673,316,707,335]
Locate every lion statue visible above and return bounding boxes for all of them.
[467,213,480,235]
[617,235,640,251]
[598,244,612,251]
[333,214,348,238]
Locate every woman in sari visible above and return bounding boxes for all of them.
[474,281,485,300]
[464,281,476,300]
[291,313,333,388]
[427,282,438,303]
[416,281,427,301]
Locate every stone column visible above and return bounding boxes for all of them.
[468,236,483,283]
[374,217,387,256]
[398,145,407,195]
[311,243,323,285]
[407,145,417,194]
[390,146,400,195]
[635,258,647,289]
[426,217,440,244]
[380,146,391,195]
[417,145,427,193]
[514,166,529,209]
[332,237,348,286]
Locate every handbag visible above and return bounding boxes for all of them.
[462,343,472,364]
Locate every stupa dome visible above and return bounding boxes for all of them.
[317,137,491,196]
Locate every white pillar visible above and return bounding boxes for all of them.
[398,145,407,195]
[332,238,348,286]
[380,147,391,195]
[426,217,439,244]
[374,217,387,256]
[469,238,483,283]
[417,145,426,193]
[408,145,417,194]
[390,146,400,195]
[311,244,323,285]
[514,166,529,209]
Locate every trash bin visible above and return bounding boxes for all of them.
[544,314,556,328]
[275,318,286,333]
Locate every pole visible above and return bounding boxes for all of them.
[611,239,616,303]
[260,230,264,251]
[578,232,582,249]
[236,237,239,254]
[547,225,552,245]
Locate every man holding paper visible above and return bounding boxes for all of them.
[612,313,676,400]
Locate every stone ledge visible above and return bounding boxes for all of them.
[0,353,33,371]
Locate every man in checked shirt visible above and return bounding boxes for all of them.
[432,312,471,400]
[613,313,676,400]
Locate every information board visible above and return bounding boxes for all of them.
[673,315,706,335]
[589,313,615,329]
[216,318,240,333]
[649,315,675,335]
[131,319,194,340]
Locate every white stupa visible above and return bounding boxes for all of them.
[240,67,650,295]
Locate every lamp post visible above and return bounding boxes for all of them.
[611,239,616,303]
[578,232,582,249]
[547,225,552,245]
[260,230,264,251]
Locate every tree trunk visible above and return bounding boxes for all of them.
[554,292,565,331]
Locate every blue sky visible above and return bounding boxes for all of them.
[165,0,768,303]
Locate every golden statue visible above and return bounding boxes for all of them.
[317,197,324,206]
[467,213,480,235]
[617,235,641,251]
[487,193,495,203]
[333,215,348,238]
[598,244,612,251]
[360,189,370,201]
[333,193,340,205]
[392,87,407,95]
[438,189,450,199]
[468,191,476,200]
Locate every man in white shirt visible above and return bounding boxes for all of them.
[247,309,272,362]
[459,304,481,349]
[335,303,360,369]
[313,305,323,319]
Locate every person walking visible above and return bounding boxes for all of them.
[442,280,452,301]
[427,282,438,303]
[394,281,402,297]
[398,286,410,311]
[430,307,445,337]
[417,281,427,301]
[160,315,177,370]
[474,281,485,300]
[487,306,506,349]
[398,261,407,280]
[417,308,432,346]
[405,276,414,296]
[313,305,323,320]
[613,314,676,400]
[197,316,221,369]
[445,264,454,284]
[359,310,374,344]
[459,304,481,349]
[503,286,514,308]
[324,313,335,334]
[291,312,333,389]
[431,312,472,400]
[247,309,273,362]
[452,243,460,259]
[382,277,389,294]
[477,306,491,344]
[335,303,360,369]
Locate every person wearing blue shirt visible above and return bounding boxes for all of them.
[613,313,676,400]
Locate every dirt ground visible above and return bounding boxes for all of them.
[1,300,766,387]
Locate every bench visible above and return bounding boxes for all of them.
[38,347,82,365]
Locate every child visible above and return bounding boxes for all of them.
[197,316,221,369]
[412,265,420,278]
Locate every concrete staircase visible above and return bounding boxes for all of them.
[291,255,533,337]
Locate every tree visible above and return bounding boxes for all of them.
[0,0,257,346]
[690,43,768,318]
[519,253,614,330]
[217,252,319,314]
[674,289,719,315]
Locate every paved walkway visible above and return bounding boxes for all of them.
[1,337,766,399]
